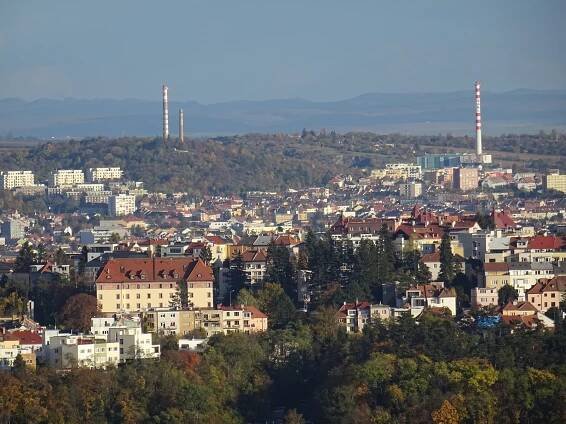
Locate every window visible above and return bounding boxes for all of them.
[99,294,103,300]
[136,294,141,299]
[116,304,120,309]
[207,292,211,298]
[148,303,151,308]
[116,294,120,299]
[116,285,120,289]
[137,303,141,308]
[125,294,130,299]
[147,293,151,299]
[126,304,130,309]
[159,293,163,299]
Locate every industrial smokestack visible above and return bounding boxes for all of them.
[475,81,482,156]
[162,84,169,143]
[179,109,184,144]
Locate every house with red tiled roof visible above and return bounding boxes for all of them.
[95,257,214,314]
[394,224,446,254]
[492,210,516,230]
[241,250,268,285]
[402,283,457,316]
[338,301,372,333]
[500,300,555,329]
[526,276,566,313]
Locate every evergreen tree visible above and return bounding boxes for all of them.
[199,245,212,265]
[229,253,247,296]
[375,225,395,299]
[78,245,88,276]
[438,232,456,285]
[266,243,297,301]
[14,242,35,273]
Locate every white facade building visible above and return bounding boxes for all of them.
[0,171,35,189]
[87,167,123,182]
[49,169,85,187]
[108,194,136,217]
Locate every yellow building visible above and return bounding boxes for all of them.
[544,171,566,193]
[483,262,510,290]
[96,258,214,314]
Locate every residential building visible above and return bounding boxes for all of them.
[543,170,566,193]
[42,333,120,369]
[95,257,214,314]
[526,276,566,313]
[0,339,36,370]
[87,167,123,182]
[421,252,464,281]
[338,301,372,333]
[48,169,85,187]
[471,287,498,308]
[1,219,25,241]
[399,181,422,199]
[108,194,136,217]
[453,167,479,191]
[104,318,160,361]
[402,283,457,316]
[0,171,34,189]
[241,250,267,285]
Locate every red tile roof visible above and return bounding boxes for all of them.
[241,250,267,263]
[484,262,510,272]
[95,257,213,284]
[527,236,566,251]
[3,330,42,345]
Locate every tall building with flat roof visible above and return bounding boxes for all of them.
[1,219,25,241]
[453,168,478,191]
[544,171,566,193]
[49,170,85,187]
[87,167,123,183]
[108,194,136,217]
[0,171,34,189]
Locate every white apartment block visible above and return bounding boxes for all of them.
[0,171,35,189]
[41,330,119,369]
[108,194,136,216]
[87,167,123,182]
[49,169,85,187]
[383,163,422,181]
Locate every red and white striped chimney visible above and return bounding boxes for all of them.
[475,81,482,156]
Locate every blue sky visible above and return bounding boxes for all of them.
[1,0,565,102]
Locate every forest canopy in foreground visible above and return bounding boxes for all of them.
[1,313,565,423]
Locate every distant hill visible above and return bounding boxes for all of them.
[1,89,566,138]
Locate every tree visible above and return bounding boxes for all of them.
[11,354,27,377]
[78,245,89,276]
[170,281,189,309]
[266,243,297,300]
[0,292,27,317]
[199,246,212,265]
[109,233,121,243]
[14,241,35,273]
[438,232,456,285]
[229,254,247,296]
[498,284,519,306]
[58,293,98,332]
[431,400,460,424]
[54,248,69,266]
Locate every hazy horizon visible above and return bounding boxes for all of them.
[1,1,565,103]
